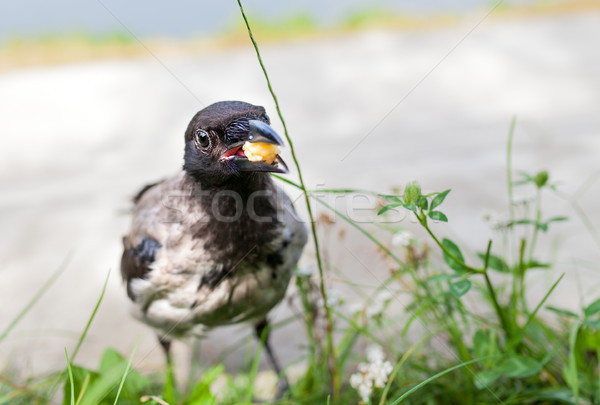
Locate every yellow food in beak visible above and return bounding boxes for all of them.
[242,142,280,165]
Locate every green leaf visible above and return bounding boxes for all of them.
[380,194,402,203]
[62,365,99,405]
[430,189,451,210]
[418,197,428,210]
[524,260,551,270]
[511,219,536,227]
[99,349,127,374]
[186,365,224,403]
[403,203,417,212]
[70,349,149,405]
[378,203,403,215]
[562,364,578,391]
[534,388,578,404]
[584,298,600,317]
[585,319,600,330]
[477,252,510,273]
[473,330,498,360]
[546,306,579,319]
[497,356,542,378]
[449,279,471,298]
[474,370,501,390]
[428,211,448,222]
[515,171,535,186]
[442,238,469,272]
[547,216,568,224]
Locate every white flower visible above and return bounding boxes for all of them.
[392,231,412,247]
[368,360,393,388]
[366,345,385,363]
[350,345,394,403]
[350,372,373,403]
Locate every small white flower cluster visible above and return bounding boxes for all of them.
[392,230,413,247]
[350,345,394,403]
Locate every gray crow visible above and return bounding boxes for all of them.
[120,101,307,390]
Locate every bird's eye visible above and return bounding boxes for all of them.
[263,114,270,123]
[195,130,210,148]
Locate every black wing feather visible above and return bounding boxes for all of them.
[132,181,162,204]
[120,236,161,300]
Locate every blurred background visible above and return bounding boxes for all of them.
[1,0,599,381]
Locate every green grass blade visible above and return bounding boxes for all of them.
[72,270,110,361]
[567,321,581,402]
[75,374,91,405]
[236,0,339,393]
[0,255,70,342]
[113,339,139,405]
[379,328,445,405]
[507,116,517,223]
[389,356,500,405]
[65,348,76,405]
[509,273,565,350]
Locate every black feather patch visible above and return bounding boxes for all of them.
[198,266,230,290]
[121,237,162,300]
[266,252,284,268]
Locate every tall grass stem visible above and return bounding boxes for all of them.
[235,0,338,392]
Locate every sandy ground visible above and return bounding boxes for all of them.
[1,11,600,379]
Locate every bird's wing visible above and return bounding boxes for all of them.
[132,180,163,204]
[273,183,308,257]
[120,172,206,300]
[121,236,162,299]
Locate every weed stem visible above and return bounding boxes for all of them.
[235,0,338,394]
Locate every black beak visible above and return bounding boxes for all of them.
[247,120,284,146]
[220,120,288,173]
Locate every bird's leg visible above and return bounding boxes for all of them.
[255,319,290,396]
[159,336,173,365]
[159,336,177,400]
[188,337,202,387]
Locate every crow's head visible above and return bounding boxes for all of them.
[183,101,287,185]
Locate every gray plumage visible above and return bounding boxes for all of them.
[120,101,307,346]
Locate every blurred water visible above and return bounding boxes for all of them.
[1,0,546,42]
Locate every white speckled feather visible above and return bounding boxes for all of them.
[122,171,307,338]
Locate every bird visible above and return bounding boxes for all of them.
[120,100,308,391]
